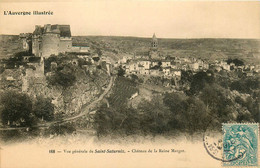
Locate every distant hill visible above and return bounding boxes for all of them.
[1,35,260,64]
[74,36,260,64]
[0,35,23,59]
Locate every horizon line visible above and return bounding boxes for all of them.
[0,34,260,40]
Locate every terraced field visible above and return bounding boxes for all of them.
[107,77,138,108]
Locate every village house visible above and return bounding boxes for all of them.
[161,60,171,68]
[149,69,161,76]
[190,62,199,71]
[122,34,184,81]
[163,67,171,76]
[139,60,151,69]
[151,61,159,67]
[222,64,230,71]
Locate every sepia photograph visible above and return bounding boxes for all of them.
[0,0,259,167]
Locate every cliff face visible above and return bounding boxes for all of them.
[24,64,110,114]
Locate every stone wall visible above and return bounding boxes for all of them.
[32,36,40,56]
[59,38,72,53]
[41,33,60,58]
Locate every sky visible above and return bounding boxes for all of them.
[0,0,259,39]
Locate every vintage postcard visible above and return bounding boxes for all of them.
[0,0,259,168]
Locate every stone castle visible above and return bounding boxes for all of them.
[32,24,72,57]
[20,24,88,58]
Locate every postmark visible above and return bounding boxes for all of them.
[222,123,258,167]
[203,125,244,162]
[203,121,254,163]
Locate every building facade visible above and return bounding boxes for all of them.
[31,24,72,58]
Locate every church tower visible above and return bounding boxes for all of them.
[151,33,158,50]
[149,33,160,59]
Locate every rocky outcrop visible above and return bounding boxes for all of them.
[24,65,110,114]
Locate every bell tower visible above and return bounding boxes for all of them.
[149,33,160,59]
[151,33,158,50]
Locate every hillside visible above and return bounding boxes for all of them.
[1,34,260,64]
[0,35,23,59]
[74,36,260,64]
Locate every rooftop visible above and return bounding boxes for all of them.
[33,24,71,37]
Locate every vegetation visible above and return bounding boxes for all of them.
[46,58,77,88]
[188,70,214,95]
[0,35,259,140]
[48,70,76,88]
[0,91,55,127]
[117,65,125,77]
[94,105,139,136]
[227,58,244,66]
[94,69,259,137]
[0,91,34,127]
[95,94,210,136]
[46,123,76,135]
[1,51,33,69]
[33,96,54,121]
[230,77,259,94]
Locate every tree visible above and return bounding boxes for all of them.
[94,105,140,136]
[163,92,210,134]
[188,71,214,95]
[46,123,76,135]
[44,55,58,73]
[47,64,76,88]
[227,58,244,66]
[181,70,193,83]
[199,84,232,122]
[230,77,259,94]
[0,91,33,127]
[117,65,125,77]
[138,97,171,135]
[184,97,209,134]
[33,96,54,121]
[92,56,100,62]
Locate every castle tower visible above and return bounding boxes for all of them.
[32,25,43,56]
[41,24,60,57]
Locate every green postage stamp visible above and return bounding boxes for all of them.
[222,123,259,167]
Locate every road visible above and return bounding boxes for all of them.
[62,75,115,122]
